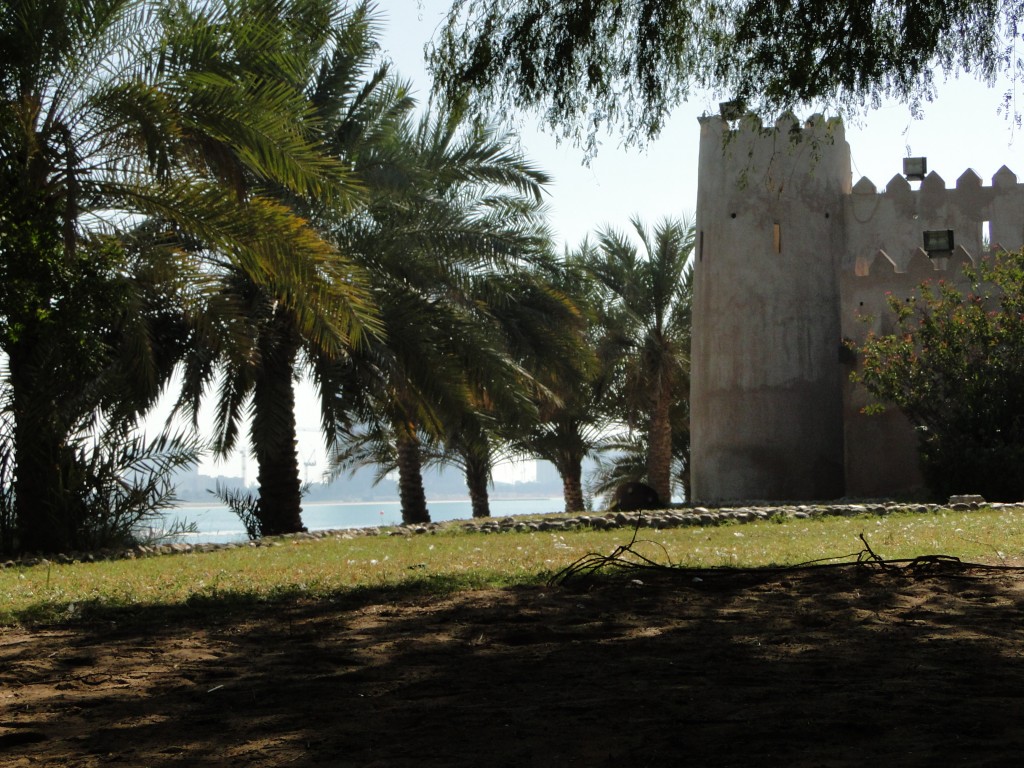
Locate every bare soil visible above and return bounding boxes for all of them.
[3,563,1024,767]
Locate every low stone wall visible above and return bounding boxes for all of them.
[452,500,1008,534]
[3,500,1015,568]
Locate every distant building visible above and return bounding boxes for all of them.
[172,466,246,502]
[691,113,1024,502]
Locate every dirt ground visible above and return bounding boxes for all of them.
[3,562,1024,767]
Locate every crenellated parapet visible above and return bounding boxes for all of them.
[692,111,1022,502]
[843,165,1023,275]
[841,246,977,341]
[841,165,1023,343]
[698,111,846,143]
[697,112,850,210]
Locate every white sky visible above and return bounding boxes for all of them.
[384,0,1022,250]
[199,0,1024,483]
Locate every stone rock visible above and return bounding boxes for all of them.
[949,494,985,506]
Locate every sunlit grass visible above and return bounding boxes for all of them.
[3,506,1024,626]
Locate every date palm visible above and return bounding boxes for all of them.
[0,0,369,551]
[585,216,695,507]
[171,0,393,536]
[419,256,590,518]
[435,418,506,519]
[504,248,607,513]
[329,277,539,524]
[589,395,692,504]
[331,265,586,522]
[328,104,556,524]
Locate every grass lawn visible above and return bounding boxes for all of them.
[6,506,1024,766]
[3,505,1024,627]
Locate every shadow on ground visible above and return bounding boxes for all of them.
[3,564,1024,767]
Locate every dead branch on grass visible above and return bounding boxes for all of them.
[550,528,1024,587]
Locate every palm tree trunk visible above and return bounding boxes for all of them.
[465,454,491,518]
[252,316,305,536]
[11,419,68,553]
[679,448,691,504]
[9,337,71,553]
[557,457,585,513]
[646,379,674,507]
[395,426,430,524]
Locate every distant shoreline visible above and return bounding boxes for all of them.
[174,495,565,508]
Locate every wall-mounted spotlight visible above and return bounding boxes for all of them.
[903,157,928,181]
[923,229,954,255]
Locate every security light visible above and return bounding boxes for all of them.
[903,157,927,181]
[923,229,954,255]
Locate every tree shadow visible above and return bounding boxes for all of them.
[4,565,1024,767]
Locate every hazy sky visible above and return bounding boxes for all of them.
[201,0,1024,482]
[380,0,1023,250]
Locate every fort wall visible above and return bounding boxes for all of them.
[691,114,849,502]
[691,113,1024,502]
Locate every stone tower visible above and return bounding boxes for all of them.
[690,114,852,502]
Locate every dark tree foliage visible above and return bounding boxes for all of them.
[855,249,1024,502]
[429,0,1023,151]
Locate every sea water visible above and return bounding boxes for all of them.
[153,497,567,545]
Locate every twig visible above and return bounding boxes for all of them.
[550,530,1024,587]
[551,518,667,585]
[856,533,896,570]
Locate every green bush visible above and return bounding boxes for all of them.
[855,249,1024,501]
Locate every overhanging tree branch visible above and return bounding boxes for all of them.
[429,0,1024,154]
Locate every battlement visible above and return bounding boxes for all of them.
[855,245,975,276]
[696,112,852,219]
[692,112,1023,501]
[699,111,846,140]
[844,165,1024,275]
[850,165,1019,196]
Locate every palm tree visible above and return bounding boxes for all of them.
[589,399,691,505]
[170,0,392,536]
[505,249,607,513]
[423,257,590,518]
[585,216,695,507]
[428,410,516,519]
[331,255,590,523]
[328,104,556,524]
[442,420,503,519]
[327,417,431,523]
[329,279,538,524]
[0,0,368,552]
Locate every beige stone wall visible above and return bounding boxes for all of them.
[839,167,1024,498]
[691,114,850,502]
[692,113,1024,502]
[838,251,972,498]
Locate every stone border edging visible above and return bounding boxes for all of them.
[3,500,1017,568]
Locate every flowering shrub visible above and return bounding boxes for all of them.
[855,248,1024,501]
